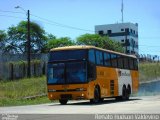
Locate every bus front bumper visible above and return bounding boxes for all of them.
[48,91,88,100]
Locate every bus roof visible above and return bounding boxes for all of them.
[50,45,137,58]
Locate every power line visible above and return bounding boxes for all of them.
[1,13,160,43]
[139,45,160,47]
[1,10,160,41]
[139,37,160,39]
[0,10,25,14]
[1,10,160,37]
[31,14,94,32]
[0,10,93,32]
[0,14,26,19]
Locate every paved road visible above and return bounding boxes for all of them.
[0,95,160,114]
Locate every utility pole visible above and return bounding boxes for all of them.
[27,10,31,78]
[15,6,31,78]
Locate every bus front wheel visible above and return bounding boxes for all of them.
[59,99,68,105]
[90,87,100,103]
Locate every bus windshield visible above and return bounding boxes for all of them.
[47,61,87,84]
[49,50,87,61]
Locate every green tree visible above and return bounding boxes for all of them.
[47,37,75,50]
[0,30,6,42]
[5,21,47,53]
[47,33,56,40]
[76,34,124,53]
[0,30,7,52]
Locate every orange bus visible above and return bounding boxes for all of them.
[47,46,139,104]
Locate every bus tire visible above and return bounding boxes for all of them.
[99,98,104,102]
[90,99,94,103]
[90,87,100,103]
[116,86,127,101]
[115,96,122,101]
[122,86,127,100]
[59,99,68,105]
[126,89,129,100]
[126,87,131,100]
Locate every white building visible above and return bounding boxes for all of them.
[95,22,138,55]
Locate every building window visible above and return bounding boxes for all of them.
[131,51,135,54]
[130,29,133,33]
[126,50,130,54]
[133,30,135,34]
[98,31,104,35]
[107,30,112,34]
[125,39,130,46]
[121,28,124,31]
[121,39,124,42]
[125,28,129,32]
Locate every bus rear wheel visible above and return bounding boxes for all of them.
[122,86,127,100]
[59,99,68,105]
[116,86,128,101]
[126,87,130,100]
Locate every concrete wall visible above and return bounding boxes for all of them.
[0,53,48,80]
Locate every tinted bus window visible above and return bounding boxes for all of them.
[129,58,134,70]
[66,62,87,83]
[47,63,65,84]
[49,50,87,61]
[124,57,129,69]
[134,59,138,70]
[104,52,111,66]
[88,49,95,64]
[96,50,103,65]
[117,55,124,69]
[111,54,117,67]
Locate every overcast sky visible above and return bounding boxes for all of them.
[0,0,160,56]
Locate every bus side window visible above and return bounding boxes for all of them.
[88,49,96,80]
[124,57,129,69]
[129,58,134,70]
[117,55,124,69]
[88,49,95,64]
[96,50,103,65]
[134,59,138,70]
[104,52,111,66]
[111,54,117,67]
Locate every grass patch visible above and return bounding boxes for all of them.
[139,62,160,82]
[0,96,50,107]
[0,76,51,106]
